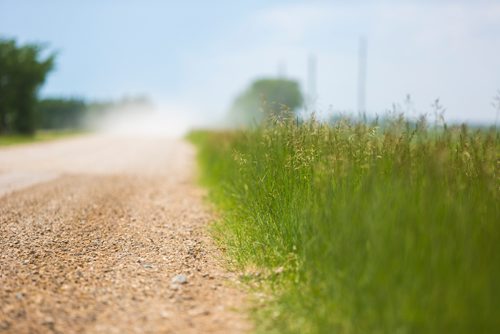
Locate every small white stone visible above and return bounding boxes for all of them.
[171,274,187,284]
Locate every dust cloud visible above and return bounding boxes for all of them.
[90,103,195,138]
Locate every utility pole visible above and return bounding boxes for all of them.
[277,60,287,78]
[357,36,367,118]
[307,54,317,111]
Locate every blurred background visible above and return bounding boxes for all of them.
[1,0,499,136]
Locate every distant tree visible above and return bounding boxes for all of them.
[0,38,55,135]
[229,78,303,126]
[37,98,87,129]
[37,95,156,131]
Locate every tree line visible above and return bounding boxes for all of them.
[37,96,154,130]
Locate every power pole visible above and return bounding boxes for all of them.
[357,36,367,118]
[307,54,317,111]
[277,60,287,78]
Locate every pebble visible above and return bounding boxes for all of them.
[171,274,187,284]
[188,308,210,317]
[159,310,171,318]
[0,321,10,330]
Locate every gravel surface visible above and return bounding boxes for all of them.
[0,135,250,333]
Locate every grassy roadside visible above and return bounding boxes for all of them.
[0,130,84,147]
[189,117,499,333]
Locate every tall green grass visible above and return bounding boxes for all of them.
[190,116,499,333]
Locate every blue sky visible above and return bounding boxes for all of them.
[1,0,499,125]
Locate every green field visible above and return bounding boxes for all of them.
[190,117,499,333]
[0,130,83,147]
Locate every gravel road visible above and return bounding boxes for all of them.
[0,135,249,333]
